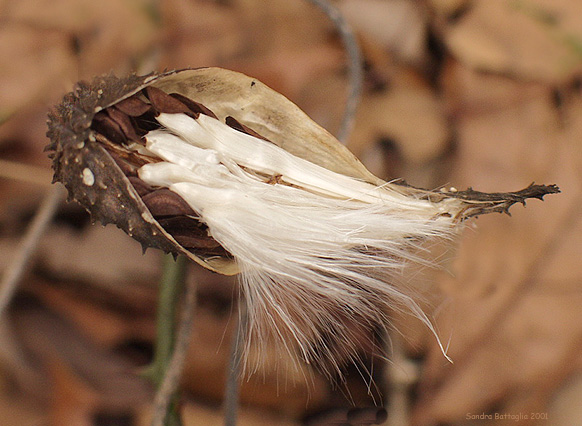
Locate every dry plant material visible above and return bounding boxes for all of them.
[46,68,559,377]
[442,0,582,83]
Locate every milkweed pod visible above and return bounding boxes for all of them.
[46,68,560,376]
[45,68,387,275]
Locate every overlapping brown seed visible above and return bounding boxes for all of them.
[225,116,271,142]
[141,189,197,217]
[114,96,151,116]
[106,107,140,141]
[132,109,162,136]
[128,176,154,197]
[156,216,222,250]
[89,87,238,256]
[169,93,218,119]
[145,86,195,116]
[92,111,127,145]
[171,232,222,250]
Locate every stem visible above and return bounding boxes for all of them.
[153,272,197,426]
[147,254,188,426]
[155,255,188,375]
[0,185,64,316]
[306,0,363,143]
[223,303,247,426]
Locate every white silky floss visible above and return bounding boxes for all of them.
[138,112,455,375]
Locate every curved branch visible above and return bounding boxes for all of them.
[0,185,64,316]
[307,0,363,143]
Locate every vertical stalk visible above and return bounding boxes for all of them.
[306,0,363,143]
[0,185,64,316]
[147,254,188,426]
[154,254,187,374]
[223,303,247,426]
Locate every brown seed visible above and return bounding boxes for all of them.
[173,234,223,250]
[142,188,197,217]
[156,216,222,250]
[225,116,272,142]
[156,215,204,233]
[145,86,193,115]
[133,109,162,135]
[92,111,127,144]
[107,107,140,142]
[128,176,154,197]
[114,95,152,116]
[170,93,218,119]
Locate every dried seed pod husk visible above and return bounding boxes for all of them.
[46,68,560,375]
[48,71,220,273]
[45,68,385,275]
[46,67,560,273]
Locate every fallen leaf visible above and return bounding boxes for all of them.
[413,61,582,425]
[443,0,582,83]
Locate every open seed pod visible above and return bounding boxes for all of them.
[46,68,559,374]
[45,68,388,275]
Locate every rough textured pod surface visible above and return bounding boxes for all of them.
[45,68,381,274]
[45,70,225,272]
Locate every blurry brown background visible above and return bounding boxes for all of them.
[0,0,581,425]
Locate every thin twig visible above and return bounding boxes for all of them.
[0,185,64,316]
[150,255,188,380]
[385,333,417,426]
[223,302,247,426]
[306,0,363,143]
[151,260,197,426]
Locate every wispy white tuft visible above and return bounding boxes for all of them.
[138,113,458,377]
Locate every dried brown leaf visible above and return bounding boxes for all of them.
[443,0,582,82]
[340,0,429,66]
[413,62,580,424]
